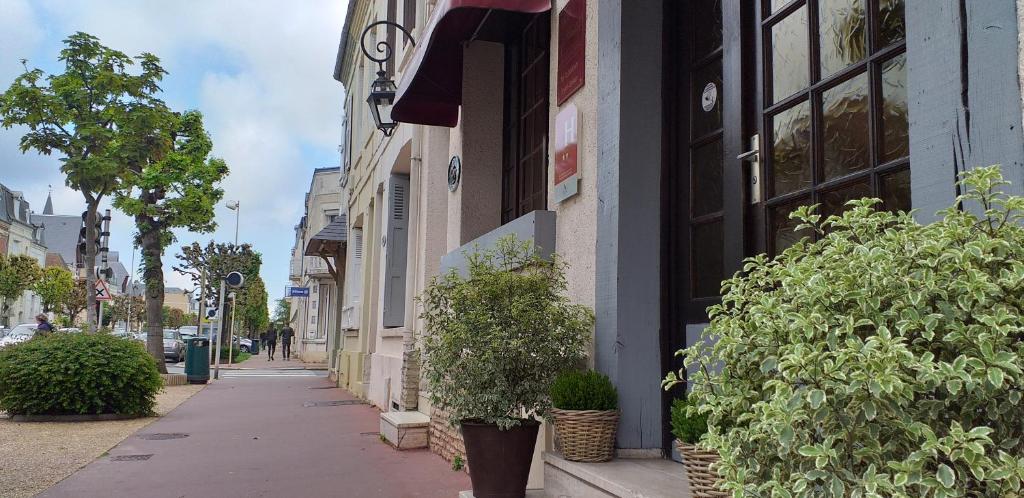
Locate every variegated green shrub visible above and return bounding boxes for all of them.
[666,166,1024,497]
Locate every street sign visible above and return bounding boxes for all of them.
[94,280,112,301]
[288,287,310,297]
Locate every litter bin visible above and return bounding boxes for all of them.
[250,338,259,355]
[185,338,210,384]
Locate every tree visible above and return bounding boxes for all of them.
[238,275,269,338]
[0,32,166,329]
[109,294,144,330]
[113,108,227,373]
[162,306,188,329]
[174,241,261,349]
[0,255,42,327]
[272,298,291,327]
[34,266,74,314]
[60,279,88,327]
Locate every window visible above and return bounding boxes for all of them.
[386,0,398,78]
[403,0,416,39]
[763,0,908,255]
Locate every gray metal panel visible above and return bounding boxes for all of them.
[906,0,1024,222]
[595,0,665,451]
[438,210,557,279]
[382,174,410,328]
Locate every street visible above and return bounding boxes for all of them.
[37,366,471,498]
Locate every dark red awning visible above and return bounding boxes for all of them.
[390,0,551,127]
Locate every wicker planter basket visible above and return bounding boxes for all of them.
[550,408,619,462]
[676,440,728,498]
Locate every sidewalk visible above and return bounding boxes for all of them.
[219,351,327,370]
[38,369,470,498]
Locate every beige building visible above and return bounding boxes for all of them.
[0,185,47,327]
[288,167,345,364]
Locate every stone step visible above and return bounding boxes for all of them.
[380,410,430,450]
[543,453,691,498]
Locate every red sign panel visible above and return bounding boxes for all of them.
[557,0,586,105]
[554,104,579,185]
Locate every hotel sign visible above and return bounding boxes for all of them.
[553,103,579,203]
[557,0,586,105]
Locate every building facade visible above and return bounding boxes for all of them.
[333,0,1024,493]
[0,185,47,327]
[288,167,345,363]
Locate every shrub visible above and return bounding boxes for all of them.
[665,166,1024,496]
[420,236,593,430]
[670,398,707,444]
[0,332,162,416]
[550,370,618,411]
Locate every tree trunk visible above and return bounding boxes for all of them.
[84,203,99,330]
[140,225,168,374]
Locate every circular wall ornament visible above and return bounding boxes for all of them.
[447,156,462,192]
[701,82,717,112]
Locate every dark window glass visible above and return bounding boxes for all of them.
[821,179,870,218]
[692,59,723,138]
[881,54,909,163]
[770,198,811,253]
[771,101,812,196]
[822,72,870,180]
[880,168,911,212]
[770,5,809,103]
[693,0,723,58]
[692,140,723,217]
[692,221,724,298]
[878,0,905,47]
[403,0,416,37]
[819,0,867,77]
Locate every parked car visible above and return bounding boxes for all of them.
[0,324,37,348]
[163,329,186,362]
[237,336,253,353]
[58,327,82,334]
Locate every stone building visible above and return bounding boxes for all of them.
[0,185,47,327]
[333,0,1024,494]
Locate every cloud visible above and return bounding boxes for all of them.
[0,0,349,304]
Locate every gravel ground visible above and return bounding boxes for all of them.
[0,384,205,498]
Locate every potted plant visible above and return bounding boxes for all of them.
[549,370,619,462]
[420,236,592,498]
[671,399,726,497]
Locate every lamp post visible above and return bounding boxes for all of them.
[228,291,237,365]
[226,200,240,245]
[359,21,415,136]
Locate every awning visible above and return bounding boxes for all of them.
[304,215,348,257]
[390,0,552,127]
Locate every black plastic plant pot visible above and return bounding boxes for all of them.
[461,419,540,498]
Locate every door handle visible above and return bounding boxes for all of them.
[738,135,761,205]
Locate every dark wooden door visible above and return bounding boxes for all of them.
[502,13,551,225]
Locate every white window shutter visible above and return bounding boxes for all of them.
[382,174,410,328]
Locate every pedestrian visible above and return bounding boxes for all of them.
[279,324,295,360]
[260,330,267,352]
[35,314,54,337]
[265,326,277,361]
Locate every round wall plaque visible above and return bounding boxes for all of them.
[701,82,717,112]
[447,156,461,192]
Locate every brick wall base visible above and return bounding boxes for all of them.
[429,406,468,473]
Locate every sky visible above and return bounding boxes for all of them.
[0,0,348,303]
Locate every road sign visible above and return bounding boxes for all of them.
[288,287,310,297]
[94,280,112,301]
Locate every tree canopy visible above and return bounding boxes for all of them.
[34,266,74,314]
[0,255,42,326]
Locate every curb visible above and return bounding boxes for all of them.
[162,373,188,386]
[9,412,143,423]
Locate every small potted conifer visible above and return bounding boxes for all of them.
[549,370,619,462]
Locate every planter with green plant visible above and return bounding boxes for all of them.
[420,236,592,498]
[664,167,1024,496]
[671,398,726,497]
[549,370,619,462]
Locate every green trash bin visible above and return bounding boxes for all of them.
[250,337,259,355]
[185,338,210,384]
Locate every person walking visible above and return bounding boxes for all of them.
[265,326,278,361]
[259,330,267,353]
[279,324,294,360]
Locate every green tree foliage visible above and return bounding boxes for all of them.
[0,254,42,326]
[666,167,1024,497]
[34,266,74,314]
[113,106,228,373]
[174,241,261,348]
[0,32,166,329]
[549,370,618,411]
[109,294,144,329]
[272,298,291,327]
[0,333,161,416]
[238,275,269,338]
[420,236,593,430]
[59,279,88,327]
[162,306,188,329]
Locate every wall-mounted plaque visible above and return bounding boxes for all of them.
[553,103,579,203]
[447,155,461,192]
[557,0,586,105]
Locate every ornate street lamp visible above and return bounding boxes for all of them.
[360,21,415,136]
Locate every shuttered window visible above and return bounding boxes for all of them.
[382,175,410,328]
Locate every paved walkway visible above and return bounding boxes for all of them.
[39,368,470,498]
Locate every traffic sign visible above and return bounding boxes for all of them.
[94,280,112,301]
[288,287,310,297]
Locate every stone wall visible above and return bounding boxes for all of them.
[429,406,468,473]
